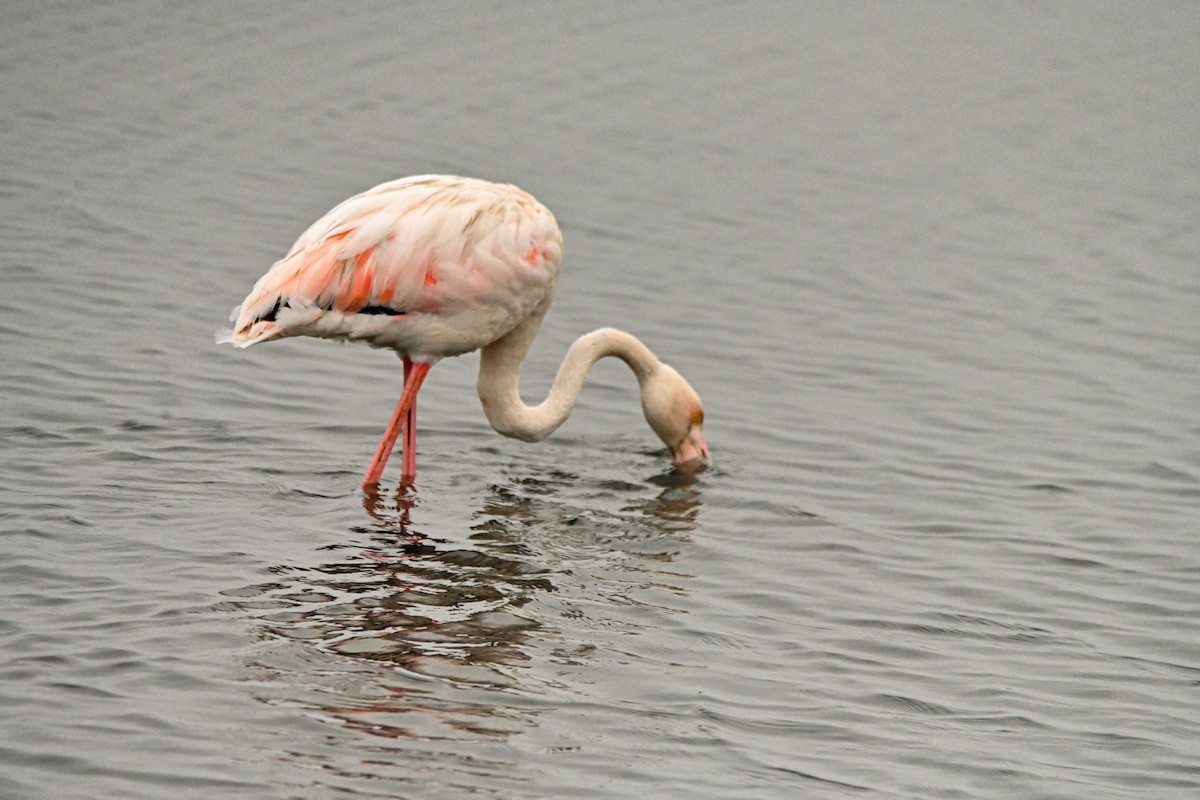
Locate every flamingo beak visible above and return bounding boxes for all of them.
[672,423,709,468]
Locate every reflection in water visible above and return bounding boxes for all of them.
[218,472,704,792]
[634,472,707,534]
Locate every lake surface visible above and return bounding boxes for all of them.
[2,2,1198,798]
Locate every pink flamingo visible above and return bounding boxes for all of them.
[222,175,708,488]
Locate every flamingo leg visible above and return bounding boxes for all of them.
[401,357,417,481]
[361,362,431,489]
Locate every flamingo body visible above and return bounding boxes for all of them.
[223,175,707,487]
[228,176,563,361]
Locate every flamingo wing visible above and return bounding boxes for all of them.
[225,176,563,359]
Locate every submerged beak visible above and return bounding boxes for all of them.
[672,423,709,469]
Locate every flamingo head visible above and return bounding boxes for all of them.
[641,363,709,469]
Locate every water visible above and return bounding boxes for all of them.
[2,2,1198,797]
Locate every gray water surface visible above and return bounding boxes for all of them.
[2,3,1199,798]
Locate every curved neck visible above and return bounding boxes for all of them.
[477,310,661,443]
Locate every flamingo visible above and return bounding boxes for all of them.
[221,175,708,488]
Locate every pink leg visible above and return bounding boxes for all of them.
[401,357,417,481]
[361,361,431,489]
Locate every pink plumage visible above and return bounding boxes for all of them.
[227,175,563,362]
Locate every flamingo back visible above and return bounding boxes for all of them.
[224,176,563,362]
